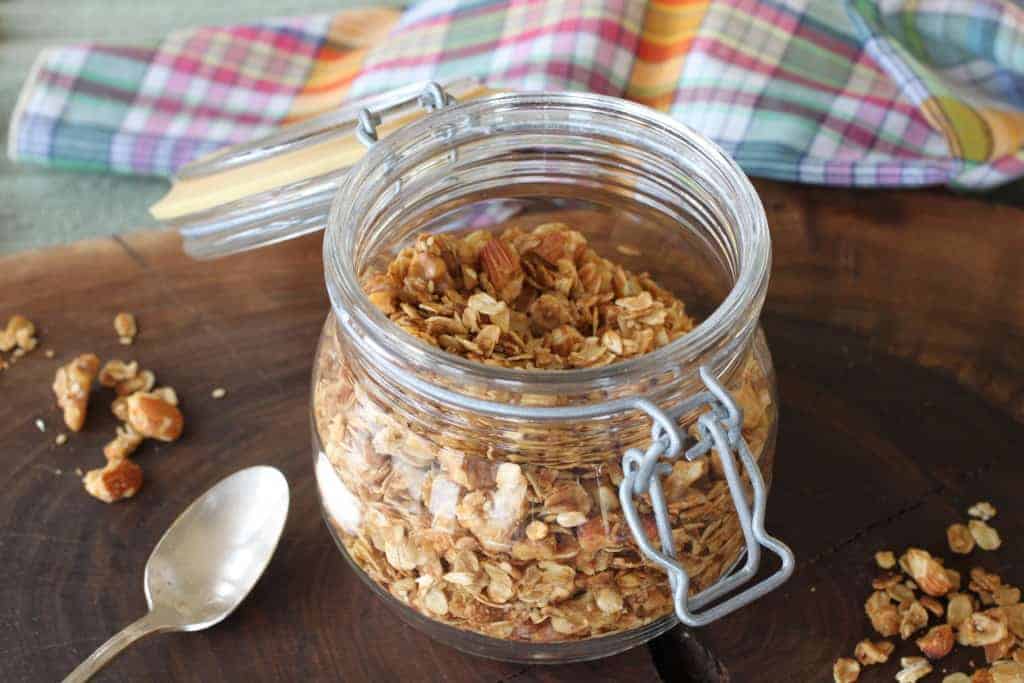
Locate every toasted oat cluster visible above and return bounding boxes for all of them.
[362,223,695,369]
[835,502,1021,683]
[52,353,184,503]
[313,222,776,643]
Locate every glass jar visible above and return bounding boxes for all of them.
[312,92,792,663]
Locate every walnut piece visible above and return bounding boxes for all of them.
[833,657,860,682]
[114,312,137,345]
[126,391,184,441]
[114,369,155,397]
[83,458,143,503]
[52,353,101,431]
[103,425,143,462]
[99,359,139,388]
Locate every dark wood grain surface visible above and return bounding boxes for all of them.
[1,180,1022,682]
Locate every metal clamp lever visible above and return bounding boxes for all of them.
[618,366,795,627]
[357,81,459,148]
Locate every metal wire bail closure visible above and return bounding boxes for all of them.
[618,366,795,627]
[357,81,459,149]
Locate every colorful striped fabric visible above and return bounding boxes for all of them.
[8,1,1024,189]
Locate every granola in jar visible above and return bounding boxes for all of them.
[313,221,775,643]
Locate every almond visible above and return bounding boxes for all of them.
[479,237,523,303]
[533,231,569,264]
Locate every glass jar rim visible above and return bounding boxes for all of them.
[324,91,770,405]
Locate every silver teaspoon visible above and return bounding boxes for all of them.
[63,466,290,682]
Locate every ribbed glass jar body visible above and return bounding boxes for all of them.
[312,93,775,663]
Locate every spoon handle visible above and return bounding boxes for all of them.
[62,611,170,683]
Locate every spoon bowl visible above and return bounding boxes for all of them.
[144,466,290,629]
[63,466,289,682]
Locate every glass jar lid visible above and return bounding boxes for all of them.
[151,78,485,259]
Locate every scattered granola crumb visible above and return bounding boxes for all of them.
[968,502,997,522]
[854,639,894,665]
[833,657,860,682]
[876,550,896,569]
[114,312,137,345]
[44,349,55,358]
[897,656,933,683]
[0,314,38,353]
[74,468,83,477]
[83,458,143,503]
[845,499,1021,683]
[969,520,1002,551]
[126,391,184,442]
[99,359,139,388]
[614,244,642,257]
[904,548,953,596]
[949,523,976,555]
[917,624,955,659]
[103,425,143,462]
[55,433,68,446]
[52,353,100,432]
[211,387,227,399]
[35,418,45,432]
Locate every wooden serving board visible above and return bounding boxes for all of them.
[2,180,1023,682]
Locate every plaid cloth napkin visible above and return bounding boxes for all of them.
[8,0,1024,189]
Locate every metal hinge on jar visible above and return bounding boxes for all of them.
[618,366,795,627]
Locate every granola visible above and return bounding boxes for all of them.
[844,503,1020,681]
[313,222,776,642]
